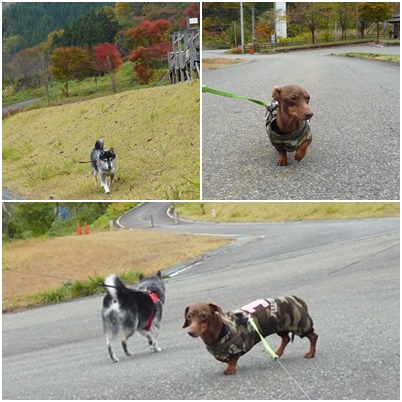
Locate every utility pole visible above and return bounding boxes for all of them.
[252,4,257,52]
[240,2,245,53]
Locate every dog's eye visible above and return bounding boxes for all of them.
[289,96,297,102]
[200,313,208,321]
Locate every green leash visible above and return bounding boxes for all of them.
[248,316,279,360]
[248,315,312,400]
[202,85,274,109]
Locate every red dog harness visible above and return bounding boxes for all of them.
[143,291,159,331]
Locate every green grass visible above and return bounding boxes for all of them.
[175,202,400,223]
[28,271,141,307]
[3,80,200,200]
[332,52,400,63]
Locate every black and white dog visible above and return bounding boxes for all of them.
[101,271,166,363]
[90,138,117,194]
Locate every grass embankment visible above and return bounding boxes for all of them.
[3,80,200,200]
[203,58,246,70]
[175,202,400,223]
[2,230,231,312]
[333,52,400,63]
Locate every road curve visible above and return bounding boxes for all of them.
[2,203,400,399]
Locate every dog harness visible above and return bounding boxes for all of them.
[206,296,314,363]
[265,117,312,152]
[143,291,160,331]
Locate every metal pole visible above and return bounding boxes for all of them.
[252,5,257,52]
[240,2,245,53]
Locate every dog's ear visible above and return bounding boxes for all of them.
[182,306,190,328]
[272,86,282,101]
[208,303,224,316]
[156,270,162,278]
[109,148,115,155]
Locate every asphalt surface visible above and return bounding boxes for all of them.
[3,203,400,399]
[202,45,400,200]
[2,98,41,114]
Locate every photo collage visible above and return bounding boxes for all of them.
[2,2,400,400]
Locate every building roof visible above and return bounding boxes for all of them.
[388,13,400,24]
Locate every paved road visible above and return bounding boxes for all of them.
[3,203,400,399]
[2,98,41,114]
[2,188,26,200]
[202,45,400,200]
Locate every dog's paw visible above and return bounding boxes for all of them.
[224,367,236,375]
[277,159,289,166]
[294,151,306,162]
[151,345,162,353]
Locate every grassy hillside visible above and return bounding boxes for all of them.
[175,202,400,222]
[3,80,200,200]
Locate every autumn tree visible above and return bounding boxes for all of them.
[181,2,200,27]
[360,2,392,41]
[11,47,40,88]
[335,3,356,40]
[126,19,171,50]
[93,42,123,93]
[129,42,171,84]
[127,19,172,84]
[51,46,96,97]
[289,2,332,43]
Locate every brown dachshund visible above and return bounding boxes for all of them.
[183,297,318,375]
[266,85,313,166]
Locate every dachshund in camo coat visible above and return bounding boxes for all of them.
[183,296,318,375]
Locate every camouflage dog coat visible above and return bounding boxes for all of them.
[206,296,314,363]
[266,117,312,152]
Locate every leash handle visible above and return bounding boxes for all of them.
[248,315,279,360]
[202,85,272,108]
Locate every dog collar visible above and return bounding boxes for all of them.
[205,312,255,363]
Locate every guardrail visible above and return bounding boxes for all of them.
[245,34,393,53]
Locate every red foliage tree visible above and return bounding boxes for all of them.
[182,2,200,28]
[126,19,171,50]
[93,42,123,93]
[127,19,172,84]
[129,41,171,84]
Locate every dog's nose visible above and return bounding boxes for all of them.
[187,330,198,338]
[305,111,314,119]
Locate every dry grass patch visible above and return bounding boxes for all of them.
[203,58,246,70]
[2,230,231,311]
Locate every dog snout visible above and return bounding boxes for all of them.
[304,110,314,120]
[187,330,199,338]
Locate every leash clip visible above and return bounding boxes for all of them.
[264,101,278,124]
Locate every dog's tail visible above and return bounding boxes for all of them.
[104,274,126,299]
[94,137,104,150]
